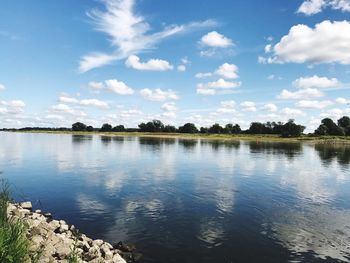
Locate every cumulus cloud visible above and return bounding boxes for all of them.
[293,75,340,89]
[0,100,25,114]
[177,65,186,72]
[200,31,234,48]
[79,0,216,72]
[296,100,333,109]
[320,108,350,119]
[195,72,213,79]
[88,79,134,95]
[297,0,350,15]
[240,101,257,112]
[51,104,87,117]
[125,55,173,71]
[161,102,177,112]
[215,63,239,79]
[0,84,5,91]
[335,97,350,104]
[217,100,236,113]
[278,88,324,99]
[140,88,179,101]
[197,79,241,95]
[280,107,306,117]
[262,103,278,112]
[260,20,350,65]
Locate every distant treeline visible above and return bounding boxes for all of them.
[1,116,350,137]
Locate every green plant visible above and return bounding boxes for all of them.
[68,229,82,263]
[0,180,31,263]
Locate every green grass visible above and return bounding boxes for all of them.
[0,180,31,263]
[10,130,350,144]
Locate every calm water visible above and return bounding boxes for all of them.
[1,132,350,263]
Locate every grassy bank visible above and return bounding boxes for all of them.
[6,130,350,144]
[0,181,32,263]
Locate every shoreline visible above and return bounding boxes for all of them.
[7,201,139,263]
[3,130,350,145]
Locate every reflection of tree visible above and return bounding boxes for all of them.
[100,136,112,145]
[314,144,350,167]
[178,139,198,151]
[200,140,240,152]
[138,137,176,152]
[71,135,92,144]
[248,142,302,159]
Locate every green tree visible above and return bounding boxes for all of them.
[112,125,125,132]
[178,123,198,133]
[100,123,113,132]
[208,123,224,134]
[72,122,87,131]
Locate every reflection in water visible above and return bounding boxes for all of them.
[0,132,350,263]
[315,144,350,167]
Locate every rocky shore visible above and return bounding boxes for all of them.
[7,201,134,263]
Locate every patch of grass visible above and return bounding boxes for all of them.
[0,180,31,263]
[68,229,81,263]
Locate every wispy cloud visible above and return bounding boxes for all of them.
[79,0,217,73]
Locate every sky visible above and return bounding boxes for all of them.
[1,0,350,132]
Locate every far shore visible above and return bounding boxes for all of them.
[4,130,350,145]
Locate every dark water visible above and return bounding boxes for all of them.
[1,132,350,263]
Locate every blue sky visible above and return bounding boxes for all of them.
[1,0,350,131]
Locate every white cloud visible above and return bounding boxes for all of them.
[217,100,236,113]
[79,0,217,72]
[88,81,104,91]
[0,84,5,91]
[125,55,173,71]
[215,63,239,79]
[320,108,350,119]
[267,75,275,80]
[293,75,340,89]
[240,101,257,112]
[80,99,109,109]
[297,0,325,15]
[297,0,350,15]
[200,31,234,48]
[177,65,186,72]
[87,80,134,95]
[196,88,216,95]
[0,100,25,114]
[140,88,179,101]
[161,102,177,112]
[195,72,213,79]
[280,107,306,117]
[59,96,109,109]
[278,88,324,99]
[59,96,79,104]
[51,104,87,117]
[262,103,278,112]
[197,78,241,93]
[296,100,333,109]
[261,21,350,65]
[335,97,350,104]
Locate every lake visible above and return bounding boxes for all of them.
[1,132,350,263]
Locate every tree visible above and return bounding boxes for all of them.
[248,122,265,134]
[281,119,305,137]
[321,118,345,136]
[112,125,125,132]
[178,123,198,133]
[72,122,87,131]
[86,126,94,132]
[208,123,224,134]
[200,127,208,134]
[225,123,241,134]
[163,125,176,133]
[100,123,112,132]
[338,116,350,135]
[315,124,328,136]
[138,120,164,132]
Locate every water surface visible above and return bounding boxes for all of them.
[1,132,350,263]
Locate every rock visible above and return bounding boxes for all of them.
[113,253,127,263]
[92,239,104,247]
[87,245,101,261]
[55,242,71,259]
[101,243,113,260]
[59,224,69,233]
[20,201,32,211]
[35,209,42,213]
[114,241,135,252]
